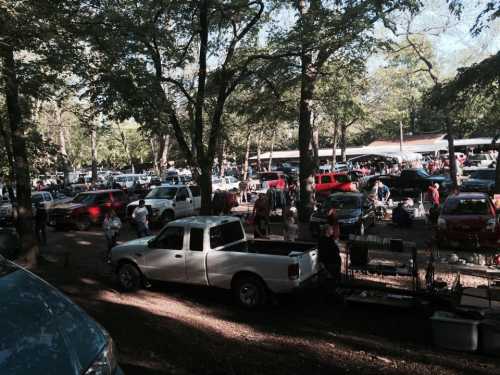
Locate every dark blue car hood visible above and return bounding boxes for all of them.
[0,263,107,374]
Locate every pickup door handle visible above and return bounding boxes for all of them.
[174,254,183,258]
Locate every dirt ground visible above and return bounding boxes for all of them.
[30,219,500,375]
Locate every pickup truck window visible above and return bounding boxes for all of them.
[190,186,201,197]
[176,188,189,201]
[210,221,244,249]
[189,228,204,251]
[157,227,184,249]
[73,193,97,204]
[470,170,495,180]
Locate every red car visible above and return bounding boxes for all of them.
[315,172,357,198]
[437,192,500,249]
[260,172,287,190]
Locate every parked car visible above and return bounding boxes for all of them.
[467,153,495,168]
[0,255,123,374]
[368,168,451,196]
[310,192,376,237]
[127,185,201,226]
[111,216,322,308]
[460,169,496,194]
[212,176,240,191]
[0,191,55,227]
[259,171,287,190]
[113,174,148,189]
[62,183,88,197]
[48,189,128,230]
[437,192,500,249]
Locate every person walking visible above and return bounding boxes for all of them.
[239,179,248,203]
[427,183,440,206]
[103,209,122,259]
[132,199,150,238]
[253,193,270,239]
[318,209,342,284]
[34,202,47,246]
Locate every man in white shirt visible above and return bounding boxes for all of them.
[132,199,150,237]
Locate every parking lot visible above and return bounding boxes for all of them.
[31,222,500,375]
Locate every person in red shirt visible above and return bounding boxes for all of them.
[427,183,440,206]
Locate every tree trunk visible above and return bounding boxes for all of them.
[311,127,319,171]
[90,126,98,183]
[199,163,212,215]
[340,123,347,163]
[0,120,17,203]
[160,135,170,177]
[268,131,275,171]
[331,120,339,169]
[218,140,225,178]
[243,129,251,180]
[57,107,70,186]
[150,138,159,175]
[117,123,134,173]
[297,0,316,224]
[494,140,500,195]
[446,118,458,188]
[1,45,38,265]
[256,130,263,172]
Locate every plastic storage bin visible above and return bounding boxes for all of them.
[430,311,480,352]
[479,319,500,356]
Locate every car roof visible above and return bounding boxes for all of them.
[159,184,187,188]
[79,189,123,195]
[446,192,490,200]
[169,215,239,228]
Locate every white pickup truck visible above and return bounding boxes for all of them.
[110,216,322,308]
[127,185,201,226]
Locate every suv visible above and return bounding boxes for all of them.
[437,192,500,249]
[461,169,496,194]
[259,172,286,190]
[127,185,201,226]
[315,172,358,199]
[48,189,127,230]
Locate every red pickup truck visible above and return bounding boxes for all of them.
[437,192,500,250]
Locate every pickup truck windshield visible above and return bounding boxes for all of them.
[470,170,495,180]
[443,199,490,215]
[146,187,177,199]
[210,221,244,249]
[324,196,360,210]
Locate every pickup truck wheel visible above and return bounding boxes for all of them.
[75,216,91,231]
[233,276,267,309]
[117,263,141,292]
[161,210,174,227]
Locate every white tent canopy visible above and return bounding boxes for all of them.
[348,151,422,164]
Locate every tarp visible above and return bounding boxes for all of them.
[348,152,422,164]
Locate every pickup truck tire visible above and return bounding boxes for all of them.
[161,210,175,227]
[75,216,91,231]
[232,275,267,309]
[117,263,142,292]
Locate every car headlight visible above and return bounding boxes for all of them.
[339,217,358,224]
[84,338,117,375]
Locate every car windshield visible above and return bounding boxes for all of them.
[72,193,97,204]
[443,198,491,215]
[324,195,361,210]
[416,168,430,178]
[146,187,177,199]
[469,170,495,180]
[31,195,43,205]
[260,173,279,181]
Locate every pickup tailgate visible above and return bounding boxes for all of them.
[289,247,321,283]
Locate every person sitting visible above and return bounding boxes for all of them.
[392,203,412,228]
[377,180,390,203]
